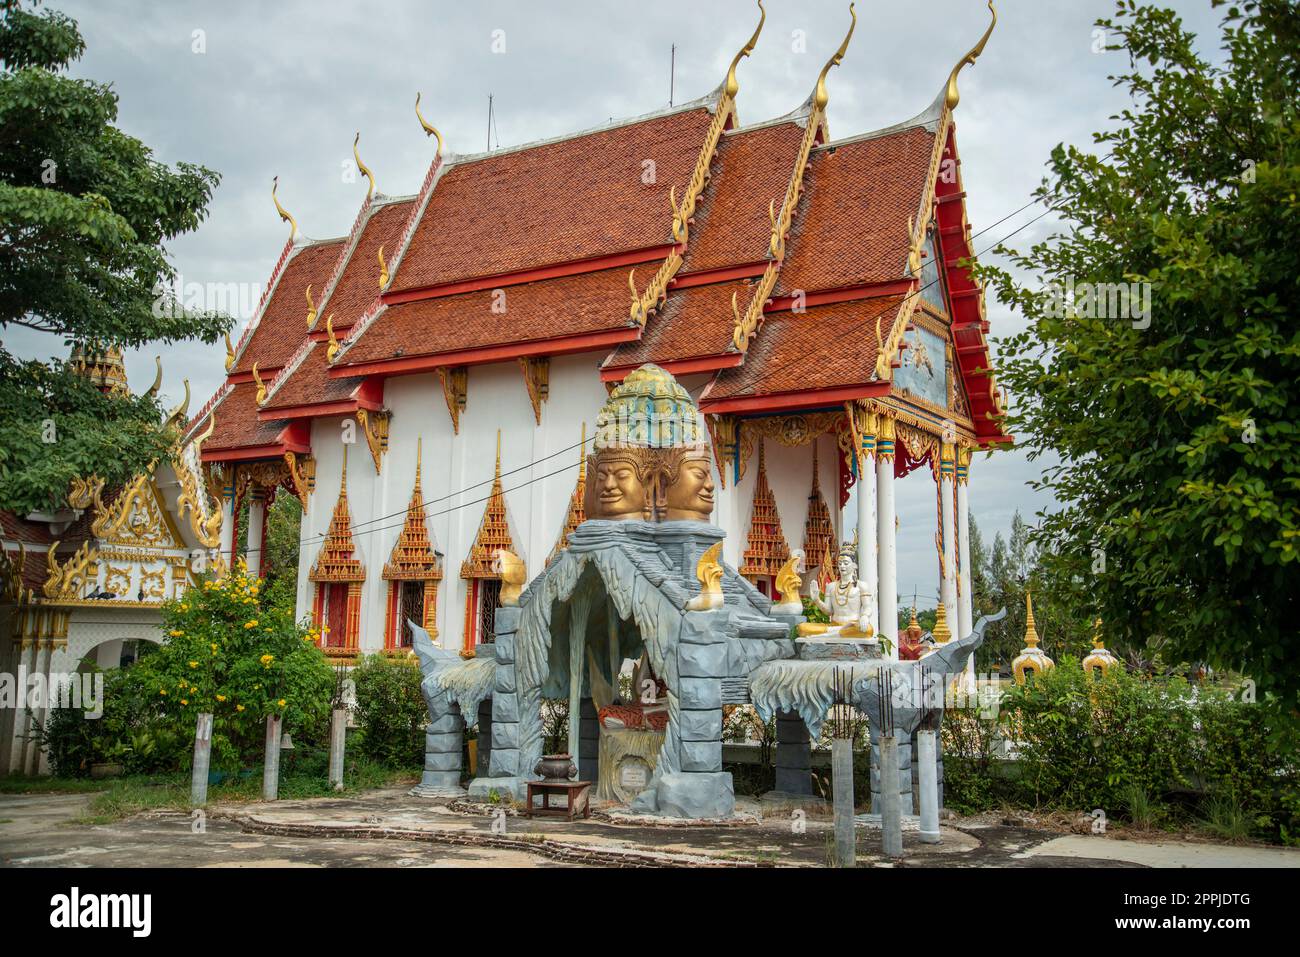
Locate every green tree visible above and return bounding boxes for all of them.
[0,1,227,513]
[977,1,1300,715]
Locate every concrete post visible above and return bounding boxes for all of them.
[262,714,282,801]
[879,733,903,857]
[832,738,856,867]
[191,712,213,806]
[917,728,940,844]
[328,707,347,790]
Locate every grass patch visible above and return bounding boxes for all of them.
[1198,792,1253,843]
[0,757,418,825]
[0,774,113,795]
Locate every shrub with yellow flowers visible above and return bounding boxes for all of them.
[135,562,335,769]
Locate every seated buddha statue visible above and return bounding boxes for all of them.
[797,545,876,639]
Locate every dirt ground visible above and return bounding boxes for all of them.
[1,788,1296,868]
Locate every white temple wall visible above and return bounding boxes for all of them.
[298,355,610,654]
[294,359,856,650]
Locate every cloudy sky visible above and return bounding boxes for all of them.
[7,0,1226,603]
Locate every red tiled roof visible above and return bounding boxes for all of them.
[775,126,934,295]
[262,344,363,412]
[679,121,805,274]
[315,199,414,331]
[605,279,752,369]
[232,240,344,374]
[704,295,904,402]
[339,265,638,367]
[388,105,717,292]
[205,382,287,452]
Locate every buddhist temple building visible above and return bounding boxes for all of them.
[185,1,1008,670]
[0,348,217,773]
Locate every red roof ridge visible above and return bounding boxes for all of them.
[381,153,448,302]
[817,95,945,153]
[229,235,346,372]
[308,193,416,334]
[445,88,722,170]
[184,382,233,442]
[260,336,317,407]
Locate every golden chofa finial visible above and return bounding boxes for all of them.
[813,3,857,112]
[304,284,317,328]
[945,1,997,111]
[353,132,377,200]
[414,92,444,158]
[271,176,297,241]
[223,331,235,372]
[325,314,341,363]
[251,362,268,405]
[192,411,216,451]
[724,0,766,99]
[145,356,163,398]
[377,244,390,289]
[164,379,191,430]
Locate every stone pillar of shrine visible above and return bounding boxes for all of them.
[939,442,958,642]
[245,487,266,578]
[876,417,898,659]
[855,413,879,638]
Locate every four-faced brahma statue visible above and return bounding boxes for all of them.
[585,364,714,523]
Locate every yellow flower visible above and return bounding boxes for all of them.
[277,699,286,708]
[245,620,259,629]
[188,661,198,669]
[159,688,167,696]
[236,704,245,712]
[180,699,189,706]
[260,654,274,667]
[216,694,227,702]
[169,630,184,637]
[180,603,189,611]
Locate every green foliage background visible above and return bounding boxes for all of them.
[974,1,1300,716]
[0,1,229,512]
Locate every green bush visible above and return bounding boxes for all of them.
[939,663,1299,842]
[133,568,335,770]
[350,655,426,768]
[1002,660,1197,815]
[940,709,1003,814]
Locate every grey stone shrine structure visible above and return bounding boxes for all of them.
[409,363,1000,820]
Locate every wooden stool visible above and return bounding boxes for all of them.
[525,780,592,820]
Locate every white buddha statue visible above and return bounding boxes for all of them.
[799,544,875,639]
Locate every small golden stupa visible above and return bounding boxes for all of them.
[1082,617,1120,677]
[1011,589,1054,684]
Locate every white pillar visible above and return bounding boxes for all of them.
[855,425,879,638]
[957,448,975,691]
[245,488,265,578]
[917,729,941,843]
[876,419,898,659]
[939,443,958,641]
[218,476,237,570]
